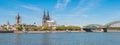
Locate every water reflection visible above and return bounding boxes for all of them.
[15,33,21,45]
[1,33,120,45]
[42,33,51,45]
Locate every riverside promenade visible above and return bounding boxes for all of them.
[14,31,85,33]
[13,30,120,33]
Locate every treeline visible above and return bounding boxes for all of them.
[107,27,120,30]
[0,25,81,31]
[56,26,81,31]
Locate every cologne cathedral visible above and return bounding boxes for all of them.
[42,11,56,26]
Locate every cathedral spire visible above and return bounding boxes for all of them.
[44,10,46,16]
[47,10,50,20]
[43,10,46,19]
[42,10,47,26]
[7,20,10,25]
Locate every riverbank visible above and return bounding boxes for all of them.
[0,30,14,33]
[14,30,120,33]
[1,30,120,33]
[107,30,120,32]
[14,31,86,33]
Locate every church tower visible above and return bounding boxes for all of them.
[7,21,10,30]
[42,10,56,27]
[42,10,46,26]
[47,11,50,20]
[16,13,21,25]
[7,21,10,26]
[42,10,51,26]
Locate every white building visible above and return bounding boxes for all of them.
[46,20,56,26]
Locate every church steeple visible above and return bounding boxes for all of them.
[47,10,50,20]
[42,10,52,26]
[7,20,10,25]
[42,10,46,26]
[42,10,56,26]
[43,10,46,18]
[16,13,20,19]
[43,10,47,20]
[7,20,10,30]
[16,13,21,25]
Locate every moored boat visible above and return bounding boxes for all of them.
[0,30,14,33]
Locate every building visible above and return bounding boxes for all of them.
[14,13,21,30]
[42,10,56,26]
[16,13,21,25]
[6,21,11,30]
[46,20,56,26]
[0,26,2,30]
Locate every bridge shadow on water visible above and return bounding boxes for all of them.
[83,28,93,32]
[83,28,107,32]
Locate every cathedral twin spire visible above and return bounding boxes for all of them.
[42,10,51,26]
[43,10,50,20]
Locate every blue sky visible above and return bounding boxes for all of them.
[0,0,120,26]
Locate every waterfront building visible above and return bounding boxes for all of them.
[6,21,11,30]
[42,10,56,26]
[16,13,21,25]
[0,25,2,30]
[0,22,12,30]
[15,13,21,30]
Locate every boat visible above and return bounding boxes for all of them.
[0,30,14,33]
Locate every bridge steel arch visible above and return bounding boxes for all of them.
[83,24,104,32]
[104,21,120,31]
[84,24,103,29]
[104,21,120,28]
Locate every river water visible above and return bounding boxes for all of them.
[0,32,120,45]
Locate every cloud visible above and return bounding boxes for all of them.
[75,0,101,14]
[81,14,88,18]
[55,0,71,9]
[21,5,41,11]
[68,0,102,18]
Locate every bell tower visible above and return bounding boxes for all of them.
[42,10,46,26]
[47,11,50,20]
[16,13,21,25]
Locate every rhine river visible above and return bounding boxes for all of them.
[0,32,120,45]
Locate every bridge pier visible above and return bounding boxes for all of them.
[103,28,107,32]
[100,29,104,32]
[83,28,93,32]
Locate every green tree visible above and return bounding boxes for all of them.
[16,25,23,31]
[1,25,7,30]
[56,26,67,31]
[36,26,42,31]
[67,26,81,31]
[42,26,52,31]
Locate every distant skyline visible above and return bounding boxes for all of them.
[0,0,120,26]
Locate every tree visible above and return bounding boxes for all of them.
[42,26,52,31]
[1,25,7,30]
[56,26,67,31]
[36,26,42,31]
[16,25,23,31]
[67,26,81,31]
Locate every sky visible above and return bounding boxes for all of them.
[0,0,120,26]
